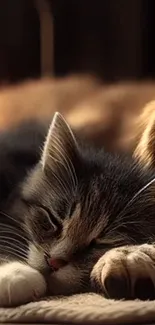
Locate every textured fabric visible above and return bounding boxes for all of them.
[0,293,155,324]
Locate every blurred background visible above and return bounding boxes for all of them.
[0,0,155,84]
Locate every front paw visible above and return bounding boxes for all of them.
[91,245,155,300]
[0,262,46,306]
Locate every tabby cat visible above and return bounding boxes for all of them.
[0,112,155,306]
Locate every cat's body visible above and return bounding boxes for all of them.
[1,113,155,305]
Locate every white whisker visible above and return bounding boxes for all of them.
[0,226,28,243]
[102,177,155,242]
[0,235,28,249]
[0,211,22,227]
[0,245,27,261]
[116,177,155,222]
[0,240,27,257]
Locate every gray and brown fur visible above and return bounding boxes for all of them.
[1,112,155,300]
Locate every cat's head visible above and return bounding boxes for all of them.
[15,112,155,295]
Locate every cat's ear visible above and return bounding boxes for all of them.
[41,112,78,190]
[134,101,155,169]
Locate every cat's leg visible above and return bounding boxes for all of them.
[91,244,155,300]
[0,261,46,306]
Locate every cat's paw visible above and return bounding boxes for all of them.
[0,261,46,306]
[91,244,155,300]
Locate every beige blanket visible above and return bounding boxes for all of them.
[0,294,155,324]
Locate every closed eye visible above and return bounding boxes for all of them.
[34,206,57,234]
[40,209,56,232]
[89,238,107,249]
[28,203,62,236]
[95,239,110,247]
[69,201,77,218]
[39,205,62,229]
[90,236,117,248]
[69,201,81,218]
[95,234,129,247]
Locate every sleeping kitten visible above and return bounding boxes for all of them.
[1,113,155,306]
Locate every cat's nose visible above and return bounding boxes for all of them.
[46,256,68,271]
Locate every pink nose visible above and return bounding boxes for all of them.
[47,258,67,271]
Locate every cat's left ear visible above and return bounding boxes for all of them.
[41,112,79,188]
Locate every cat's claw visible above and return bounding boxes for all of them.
[0,262,46,307]
[91,244,155,300]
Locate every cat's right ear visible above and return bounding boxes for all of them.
[134,101,155,169]
[41,112,79,191]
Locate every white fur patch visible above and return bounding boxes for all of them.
[0,261,46,306]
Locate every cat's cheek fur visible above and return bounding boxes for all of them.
[28,243,46,271]
[28,244,90,295]
[0,262,46,307]
[47,264,85,295]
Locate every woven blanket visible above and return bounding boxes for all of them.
[0,294,155,324]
